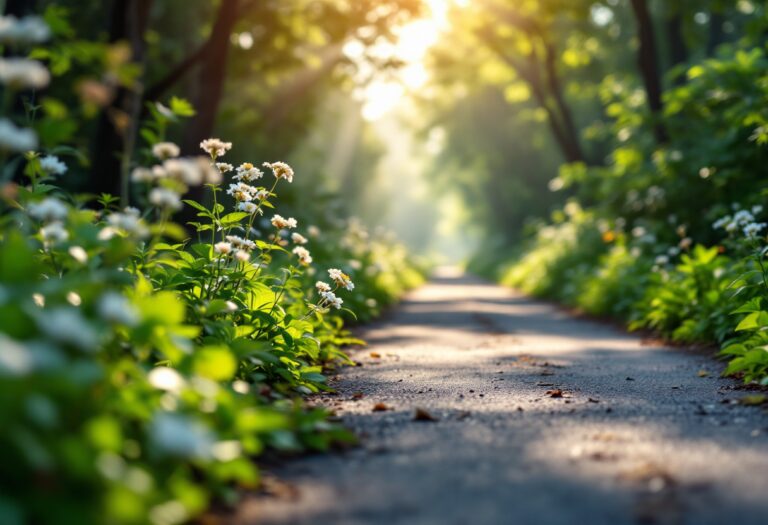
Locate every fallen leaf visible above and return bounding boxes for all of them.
[546,389,564,398]
[740,394,767,406]
[372,402,390,412]
[697,370,710,377]
[413,407,438,422]
[369,352,381,359]
[351,392,364,400]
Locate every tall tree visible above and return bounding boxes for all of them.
[629,0,668,144]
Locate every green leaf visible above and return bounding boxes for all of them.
[193,345,236,381]
[170,96,196,117]
[220,212,249,226]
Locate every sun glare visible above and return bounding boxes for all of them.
[349,0,464,121]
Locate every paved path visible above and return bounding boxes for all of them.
[233,270,768,525]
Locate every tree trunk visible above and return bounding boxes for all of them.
[630,0,668,144]
[180,0,239,155]
[666,12,688,86]
[707,12,725,56]
[89,0,152,198]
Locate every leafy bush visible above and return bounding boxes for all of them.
[0,15,423,524]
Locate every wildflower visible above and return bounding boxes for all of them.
[195,156,222,185]
[271,214,297,230]
[291,232,308,245]
[320,291,343,309]
[0,118,37,151]
[216,162,234,173]
[0,15,50,45]
[214,242,232,255]
[316,281,331,292]
[148,367,185,394]
[200,138,232,158]
[227,182,257,202]
[233,163,263,183]
[39,155,67,176]
[292,246,312,265]
[752,205,764,215]
[655,255,669,265]
[152,142,180,160]
[238,202,259,214]
[106,207,148,237]
[263,161,294,183]
[68,246,88,264]
[255,189,269,200]
[66,291,81,306]
[328,268,354,290]
[28,197,68,222]
[40,222,68,243]
[349,259,362,271]
[743,222,766,239]
[131,167,154,183]
[307,225,321,238]
[163,158,202,186]
[225,235,256,251]
[0,58,50,89]
[234,250,250,262]
[149,188,182,211]
[679,237,693,250]
[98,292,139,326]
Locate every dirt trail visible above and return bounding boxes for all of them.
[233,269,768,525]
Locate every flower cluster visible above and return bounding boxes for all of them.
[0,16,49,153]
[713,206,766,239]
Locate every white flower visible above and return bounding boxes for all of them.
[271,214,297,229]
[131,167,153,183]
[233,162,263,182]
[292,246,312,265]
[315,281,331,292]
[255,189,269,200]
[328,268,354,290]
[238,201,259,214]
[291,232,308,245]
[307,225,321,238]
[148,367,185,394]
[225,235,256,251]
[214,242,232,255]
[349,259,362,271]
[225,301,238,313]
[227,182,257,202]
[263,161,294,183]
[163,158,202,185]
[0,118,37,151]
[68,246,88,264]
[106,208,148,237]
[98,292,139,326]
[655,255,669,265]
[216,162,234,173]
[199,138,232,158]
[0,15,50,45]
[234,250,250,262]
[28,197,68,222]
[752,205,764,215]
[152,142,180,160]
[40,222,68,243]
[743,222,766,238]
[39,155,67,176]
[0,58,50,89]
[320,291,343,309]
[149,188,182,210]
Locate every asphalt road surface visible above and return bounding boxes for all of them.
[232,269,768,525]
